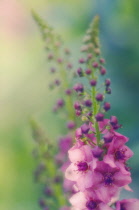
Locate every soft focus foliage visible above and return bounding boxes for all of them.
[0,0,139,209]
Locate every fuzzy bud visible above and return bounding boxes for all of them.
[90,79,97,86]
[95,113,104,121]
[84,99,92,107]
[103,102,111,111]
[81,124,90,134]
[96,93,104,102]
[85,69,92,75]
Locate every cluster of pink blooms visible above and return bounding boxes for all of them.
[65,118,139,209]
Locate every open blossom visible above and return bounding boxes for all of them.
[65,143,97,191]
[116,199,139,210]
[70,191,113,210]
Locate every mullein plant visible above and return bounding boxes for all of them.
[31,11,78,210]
[32,12,139,210]
[64,16,139,210]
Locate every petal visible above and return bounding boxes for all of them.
[98,203,113,210]
[65,163,80,181]
[69,148,85,162]
[103,155,116,168]
[114,171,132,187]
[69,192,86,208]
[83,145,93,162]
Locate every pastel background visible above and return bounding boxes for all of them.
[0,0,139,209]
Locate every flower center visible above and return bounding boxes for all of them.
[86,200,98,209]
[77,162,88,171]
[120,204,126,210]
[104,173,114,186]
[115,149,125,160]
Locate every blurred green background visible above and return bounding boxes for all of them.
[1,0,139,209]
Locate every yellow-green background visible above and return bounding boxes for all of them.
[0,0,139,209]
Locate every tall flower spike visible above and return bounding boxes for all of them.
[65,15,138,210]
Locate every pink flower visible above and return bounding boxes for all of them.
[65,144,97,191]
[70,191,113,210]
[103,134,133,174]
[116,199,139,210]
[92,162,132,203]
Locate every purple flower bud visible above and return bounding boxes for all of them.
[105,79,111,86]
[44,187,52,196]
[110,116,118,126]
[57,99,64,107]
[43,207,49,210]
[100,67,106,75]
[54,176,61,183]
[55,79,61,86]
[76,110,82,116]
[103,102,111,111]
[84,99,92,107]
[106,87,111,94]
[79,58,86,64]
[67,63,73,69]
[95,113,104,121]
[67,121,76,130]
[85,69,92,75]
[73,83,84,92]
[103,132,114,143]
[81,123,90,134]
[87,111,92,117]
[39,199,46,207]
[92,62,99,68]
[57,58,63,63]
[65,89,72,95]
[77,68,83,77]
[50,67,56,73]
[90,79,97,86]
[92,146,103,158]
[96,93,104,101]
[99,58,105,64]
[74,101,81,110]
[112,124,122,130]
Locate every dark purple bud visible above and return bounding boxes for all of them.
[96,93,104,101]
[92,146,103,158]
[87,111,92,117]
[55,79,61,86]
[77,68,83,77]
[90,79,97,86]
[87,53,93,60]
[112,124,122,130]
[67,63,73,69]
[39,199,46,207]
[67,121,76,130]
[105,79,111,86]
[99,58,105,64]
[84,99,92,107]
[54,176,61,183]
[103,102,111,111]
[110,116,118,126]
[95,113,104,121]
[103,132,114,143]
[47,53,53,60]
[106,87,111,94]
[57,99,64,107]
[76,110,82,116]
[50,67,56,73]
[100,67,106,75]
[65,89,72,95]
[57,58,63,63]
[74,101,81,110]
[79,58,86,64]
[44,187,52,196]
[92,62,99,68]
[81,124,90,134]
[85,68,92,75]
[73,83,84,92]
